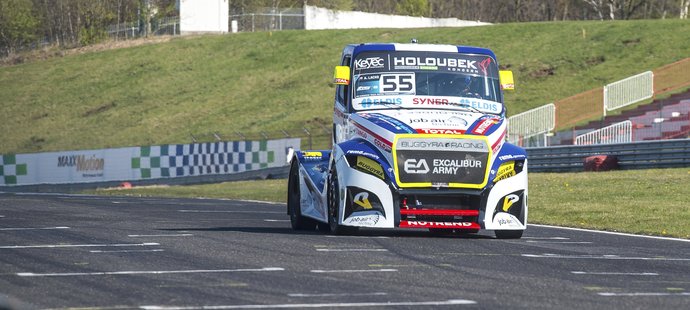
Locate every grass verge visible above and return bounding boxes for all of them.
[84,167,690,239]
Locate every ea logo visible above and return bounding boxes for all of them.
[403,159,429,174]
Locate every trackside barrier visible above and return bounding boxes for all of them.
[507,103,555,147]
[0,138,300,186]
[554,87,604,130]
[604,71,654,115]
[575,120,632,145]
[653,58,690,95]
[527,138,690,172]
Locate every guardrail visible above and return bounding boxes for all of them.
[527,138,690,172]
[575,120,632,145]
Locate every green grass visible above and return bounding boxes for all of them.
[85,168,690,239]
[2,20,689,154]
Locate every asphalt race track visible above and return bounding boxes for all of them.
[0,192,688,309]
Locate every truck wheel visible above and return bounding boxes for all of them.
[327,166,357,235]
[495,230,523,239]
[288,161,316,230]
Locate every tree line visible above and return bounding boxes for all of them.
[1,0,688,56]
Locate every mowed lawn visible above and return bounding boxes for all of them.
[85,167,690,239]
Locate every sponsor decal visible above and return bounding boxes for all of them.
[57,154,105,177]
[302,151,322,158]
[360,97,403,108]
[493,212,522,228]
[353,192,374,210]
[417,128,466,135]
[403,159,429,174]
[355,57,385,70]
[493,161,516,182]
[431,158,482,175]
[374,138,392,152]
[346,150,380,160]
[393,57,479,74]
[498,154,525,161]
[355,156,385,180]
[399,140,487,152]
[478,58,492,76]
[344,214,380,226]
[472,118,499,135]
[405,221,475,228]
[413,97,449,105]
[502,194,520,212]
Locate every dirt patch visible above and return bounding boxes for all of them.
[586,55,606,66]
[622,38,641,46]
[1,36,175,67]
[82,102,117,117]
[529,65,555,78]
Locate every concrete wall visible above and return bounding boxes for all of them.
[304,5,490,30]
[180,0,229,34]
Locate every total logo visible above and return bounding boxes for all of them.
[355,57,385,70]
[403,158,429,174]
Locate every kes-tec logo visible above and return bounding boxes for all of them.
[403,159,429,174]
[355,57,385,70]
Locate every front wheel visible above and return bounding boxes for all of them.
[495,230,523,239]
[288,161,316,230]
[327,166,357,235]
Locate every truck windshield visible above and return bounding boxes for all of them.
[351,51,503,114]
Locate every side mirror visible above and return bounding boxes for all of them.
[333,66,350,85]
[499,70,515,90]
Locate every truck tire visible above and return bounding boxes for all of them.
[495,230,523,239]
[327,166,357,235]
[288,160,316,230]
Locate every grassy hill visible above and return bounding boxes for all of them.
[1,19,689,154]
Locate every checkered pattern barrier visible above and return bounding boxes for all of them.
[0,155,28,185]
[131,141,277,179]
[0,138,300,186]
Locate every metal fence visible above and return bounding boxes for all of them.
[654,58,690,95]
[554,87,604,130]
[527,138,690,172]
[230,7,304,32]
[604,71,654,114]
[507,103,555,147]
[575,120,632,145]
[106,16,180,39]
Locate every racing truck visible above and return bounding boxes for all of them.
[287,42,527,239]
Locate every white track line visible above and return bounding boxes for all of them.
[139,298,476,309]
[571,271,659,276]
[530,224,690,243]
[525,241,593,244]
[177,210,282,213]
[17,267,284,277]
[264,219,290,222]
[522,254,690,261]
[522,237,570,240]
[90,249,165,253]
[599,292,690,297]
[310,269,397,273]
[316,249,388,252]
[0,242,159,249]
[0,226,69,231]
[287,292,388,297]
[128,234,193,237]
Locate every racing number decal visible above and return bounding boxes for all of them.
[380,73,415,94]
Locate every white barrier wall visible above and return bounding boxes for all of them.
[604,71,654,114]
[507,103,556,146]
[180,0,229,34]
[304,5,490,30]
[575,120,632,145]
[0,139,300,186]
